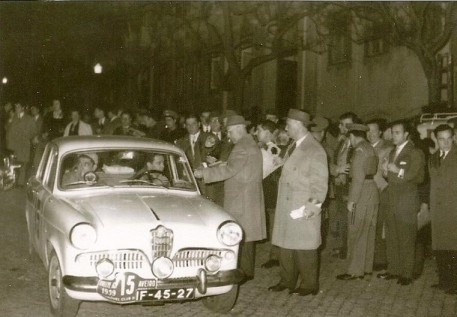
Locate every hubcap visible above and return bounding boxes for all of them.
[49,256,62,309]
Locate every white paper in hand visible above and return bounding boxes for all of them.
[290,205,306,219]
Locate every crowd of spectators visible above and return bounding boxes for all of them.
[1,99,456,297]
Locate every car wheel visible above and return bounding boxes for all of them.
[48,251,80,317]
[202,285,239,313]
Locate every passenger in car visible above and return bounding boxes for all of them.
[62,154,96,185]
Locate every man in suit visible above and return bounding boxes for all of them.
[176,114,209,194]
[64,109,93,136]
[428,124,457,294]
[194,115,266,281]
[336,123,379,280]
[5,102,38,186]
[269,109,328,296]
[330,112,359,259]
[92,106,107,135]
[366,119,394,271]
[203,111,232,206]
[103,109,122,135]
[377,120,424,286]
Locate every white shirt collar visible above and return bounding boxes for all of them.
[372,140,381,148]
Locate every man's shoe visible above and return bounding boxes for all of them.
[336,273,364,281]
[377,272,398,280]
[268,283,289,292]
[289,288,318,296]
[261,259,279,269]
[397,277,413,286]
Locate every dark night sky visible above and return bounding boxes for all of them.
[0,1,147,106]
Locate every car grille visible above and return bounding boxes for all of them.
[151,226,173,258]
[76,250,150,270]
[173,249,225,268]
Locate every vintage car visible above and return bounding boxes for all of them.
[26,136,244,317]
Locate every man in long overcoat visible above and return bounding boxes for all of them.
[270,109,328,296]
[195,115,266,280]
[6,102,38,186]
[428,124,457,294]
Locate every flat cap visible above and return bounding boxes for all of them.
[226,115,248,127]
[311,115,329,132]
[347,123,369,132]
[163,109,178,119]
[287,108,312,124]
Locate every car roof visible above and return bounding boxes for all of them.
[51,135,183,155]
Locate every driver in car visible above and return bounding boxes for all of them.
[62,154,97,186]
[140,153,170,186]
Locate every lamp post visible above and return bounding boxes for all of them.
[93,63,103,74]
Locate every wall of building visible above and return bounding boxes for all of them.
[310,43,429,121]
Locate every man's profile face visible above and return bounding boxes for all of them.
[165,117,176,130]
[121,113,131,127]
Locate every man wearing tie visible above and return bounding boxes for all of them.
[269,109,328,296]
[428,124,457,294]
[377,120,424,286]
[176,114,209,194]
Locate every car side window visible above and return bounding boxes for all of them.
[43,148,58,190]
[36,145,51,182]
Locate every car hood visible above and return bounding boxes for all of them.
[68,193,232,229]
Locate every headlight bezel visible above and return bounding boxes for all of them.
[70,222,97,250]
[217,221,243,246]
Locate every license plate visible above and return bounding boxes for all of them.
[137,288,195,301]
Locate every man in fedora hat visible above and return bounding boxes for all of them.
[194,115,266,282]
[269,109,328,296]
[335,123,379,280]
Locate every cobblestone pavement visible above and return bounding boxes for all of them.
[1,188,456,317]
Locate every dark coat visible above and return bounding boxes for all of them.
[386,141,424,223]
[6,114,37,162]
[429,146,457,250]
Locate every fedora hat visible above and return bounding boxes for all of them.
[287,108,312,125]
[311,115,329,132]
[226,115,248,127]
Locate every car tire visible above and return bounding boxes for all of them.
[48,251,80,317]
[202,285,239,313]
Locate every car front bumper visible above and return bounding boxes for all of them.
[63,268,244,296]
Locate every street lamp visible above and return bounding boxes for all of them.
[93,63,103,74]
[2,77,8,84]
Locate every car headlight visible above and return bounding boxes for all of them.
[217,221,243,246]
[70,223,97,250]
[152,257,174,279]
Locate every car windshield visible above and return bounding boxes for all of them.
[59,149,196,191]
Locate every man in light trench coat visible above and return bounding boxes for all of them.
[269,109,328,296]
[195,115,266,281]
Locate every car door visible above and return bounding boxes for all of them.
[27,145,52,261]
[35,146,58,260]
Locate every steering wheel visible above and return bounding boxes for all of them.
[132,169,167,186]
